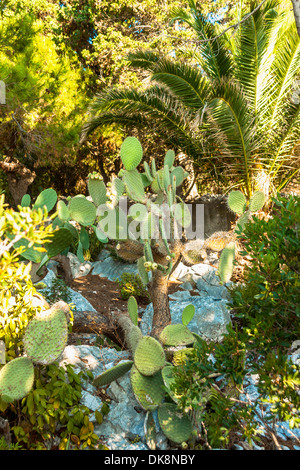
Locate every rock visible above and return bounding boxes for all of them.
[140,297,231,343]
[67,252,92,278]
[59,345,163,450]
[40,270,97,312]
[91,256,138,281]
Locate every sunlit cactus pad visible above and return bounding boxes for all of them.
[130,365,164,411]
[227,190,247,215]
[93,360,134,387]
[249,191,265,212]
[158,402,192,444]
[134,336,166,376]
[0,357,34,402]
[120,136,143,171]
[218,241,236,284]
[23,303,69,365]
[68,196,97,226]
[159,324,195,347]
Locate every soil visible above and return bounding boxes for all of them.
[70,273,199,319]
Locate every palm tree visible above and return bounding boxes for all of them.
[81,0,300,201]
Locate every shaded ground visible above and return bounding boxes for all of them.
[70,273,198,317]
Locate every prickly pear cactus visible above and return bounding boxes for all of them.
[130,365,164,411]
[23,302,69,365]
[120,136,143,171]
[157,402,192,444]
[134,336,166,376]
[159,324,195,347]
[91,298,199,448]
[0,357,35,403]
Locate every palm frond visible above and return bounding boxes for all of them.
[234,6,268,114]
[127,50,162,72]
[170,0,234,81]
[265,20,300,131]
[149,58,211,109]
[80,85,203,158]
[205,79,256,197]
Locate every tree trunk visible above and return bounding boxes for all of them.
[149,269,171,339]
[0,157,36,207]
[71,309,126,347]
[292,0,300,37]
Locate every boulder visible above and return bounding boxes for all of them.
[140,297,231,343]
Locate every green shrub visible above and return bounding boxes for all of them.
[0,195,54,360]
[116,272,150,302]
[43,276,73,305]
[230,194,300,351]
[8,363,106,450]
[169,195,300,448]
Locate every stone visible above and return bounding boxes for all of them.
[40,270,97,312]
[91,256,138,281]
[140,297,231,343]
[67,252,92,278]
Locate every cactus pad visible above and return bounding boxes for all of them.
[218,242,236,283]
[130,365,164,411]
[0,357,35,402]
[123,169,146,202]
[88,178,107,206]
[164,150,175,168]
[93,360,134,387]
[157,402,192,444]
[128,296,138,326]
[120,136,143,171]
[134,336,166,376]
[227,190,247,215]
[159,324,195,347]
[249,191,265,212]
[137,256,149,286]
[181,304,195,326]
[21,194,31,207]
[33,188,57,213]
[171,166,184,187]
[57,200,70,222]
[23,302,69,365]
[69,196,97,226]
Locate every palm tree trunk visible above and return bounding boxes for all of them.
[292,0,300,37]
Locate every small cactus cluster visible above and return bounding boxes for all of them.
[0,302,69,403]
[218,190,265,283]
[93,296,196,447]
[182,190,265,282]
